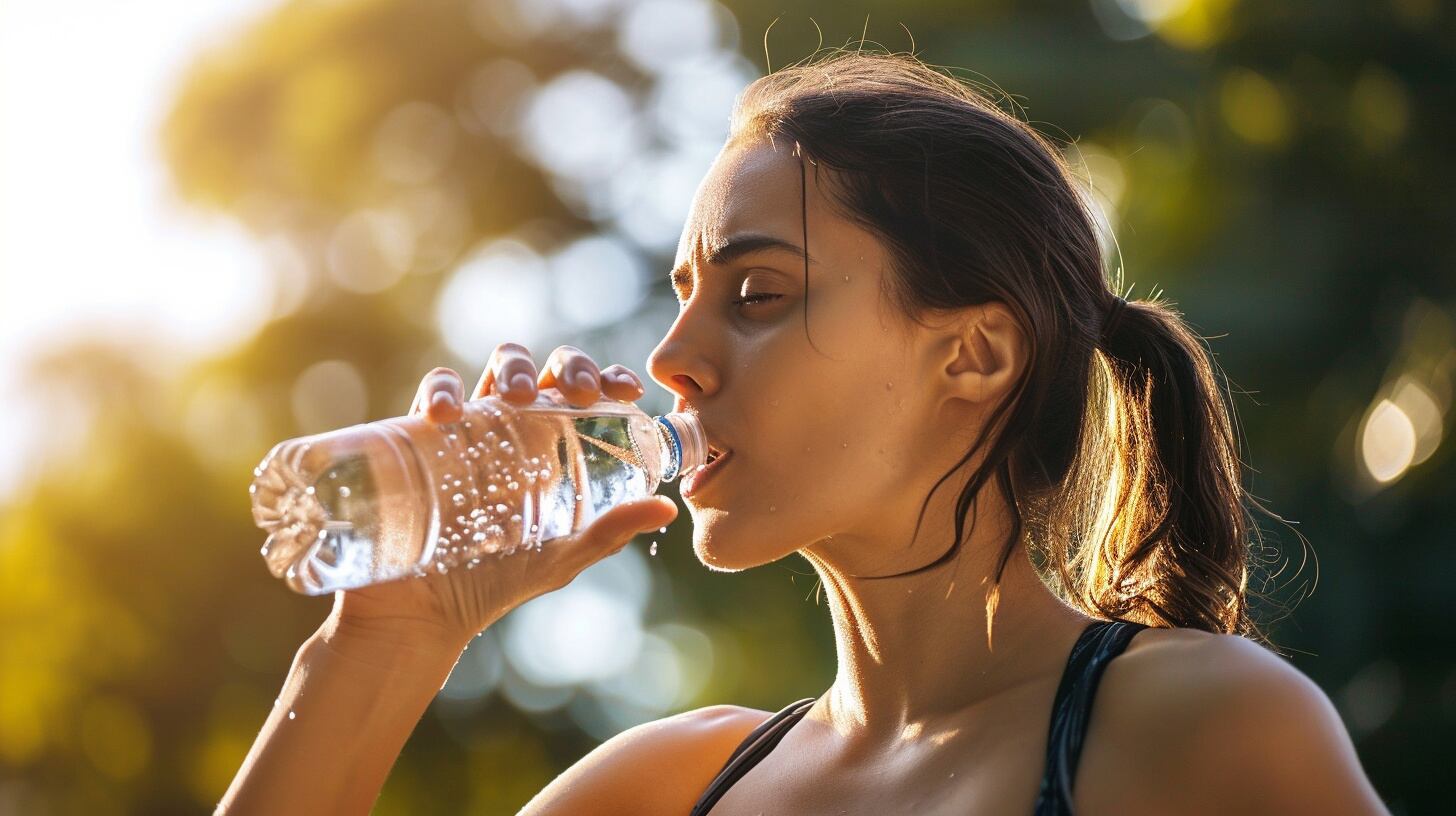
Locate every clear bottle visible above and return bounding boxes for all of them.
[248,390,705,595]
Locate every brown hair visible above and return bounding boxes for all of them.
[730,50,1302,645]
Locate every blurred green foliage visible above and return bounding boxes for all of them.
[1,0,1452,813]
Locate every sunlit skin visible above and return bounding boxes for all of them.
[221,134,1390,815]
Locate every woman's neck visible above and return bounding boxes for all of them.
[800,479,1095,743]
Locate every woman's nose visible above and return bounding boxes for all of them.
[647,338,718,402]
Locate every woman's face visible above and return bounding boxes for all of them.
[647,135,978,572]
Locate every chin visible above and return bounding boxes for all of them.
[690,522,799,573]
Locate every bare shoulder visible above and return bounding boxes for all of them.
[1079,627,1389,815]
[518,703,773,816]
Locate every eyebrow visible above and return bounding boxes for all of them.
[669,234,816,290]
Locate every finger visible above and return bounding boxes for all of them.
[474,343,538,406]
[409,368,465,425]
[600,364,646,403]
[565,497,678,568]
[539,345,601,408]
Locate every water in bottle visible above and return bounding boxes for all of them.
[248,389,705,594]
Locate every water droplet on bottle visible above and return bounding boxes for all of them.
[494,503,508,513]
[530,524,539,532]
[304,485,315,495]
[437,450,445,457]
[487,484,498,493]
[288,710,296,720]
[338,486,351,498]
[248,484,257,494]
[452,479,462,488]
[658,527,667,533]
[575,494,584,502]
[260,545,270,557]
[472,531,487,544]
[448,433,458,441]
[452,493,466,505]
[770,506,777,512]
[510,514,522,524]
[436,562,448,574]
[843,275,850,281]
[649,541,658,556]
[885,381,893,390]
[507,481,519,490]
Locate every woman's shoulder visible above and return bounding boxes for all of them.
[1077,627,1388,815]
[517,703,774,816]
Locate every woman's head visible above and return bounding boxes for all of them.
[648,50,1285,640]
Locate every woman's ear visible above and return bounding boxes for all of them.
[936,301,1028,408]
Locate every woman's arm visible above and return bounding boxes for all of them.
[215,607,472,816]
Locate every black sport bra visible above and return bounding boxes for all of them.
[689,618,1148,815]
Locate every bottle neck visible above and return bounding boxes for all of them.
[654,412,706,481]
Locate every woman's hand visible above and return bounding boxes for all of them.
[325,343,678,658]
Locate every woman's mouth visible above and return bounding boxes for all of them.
[682,446,732,498]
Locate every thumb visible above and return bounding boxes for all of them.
[583,496,678,549]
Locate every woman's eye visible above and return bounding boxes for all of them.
[730,293,782,306]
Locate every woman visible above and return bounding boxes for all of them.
[221,52,1387,815]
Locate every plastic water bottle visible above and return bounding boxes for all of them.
[248,389,706,594]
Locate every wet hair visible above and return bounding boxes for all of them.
[730,50,1303,644]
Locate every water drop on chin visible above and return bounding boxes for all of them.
[288,710,296,720]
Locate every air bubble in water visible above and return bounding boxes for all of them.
[452,493,466,505]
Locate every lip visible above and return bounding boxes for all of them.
[682,449,732,498]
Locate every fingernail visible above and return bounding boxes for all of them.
[574,371,599,391]
[430,390,457,412]
[508,372,535,394]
